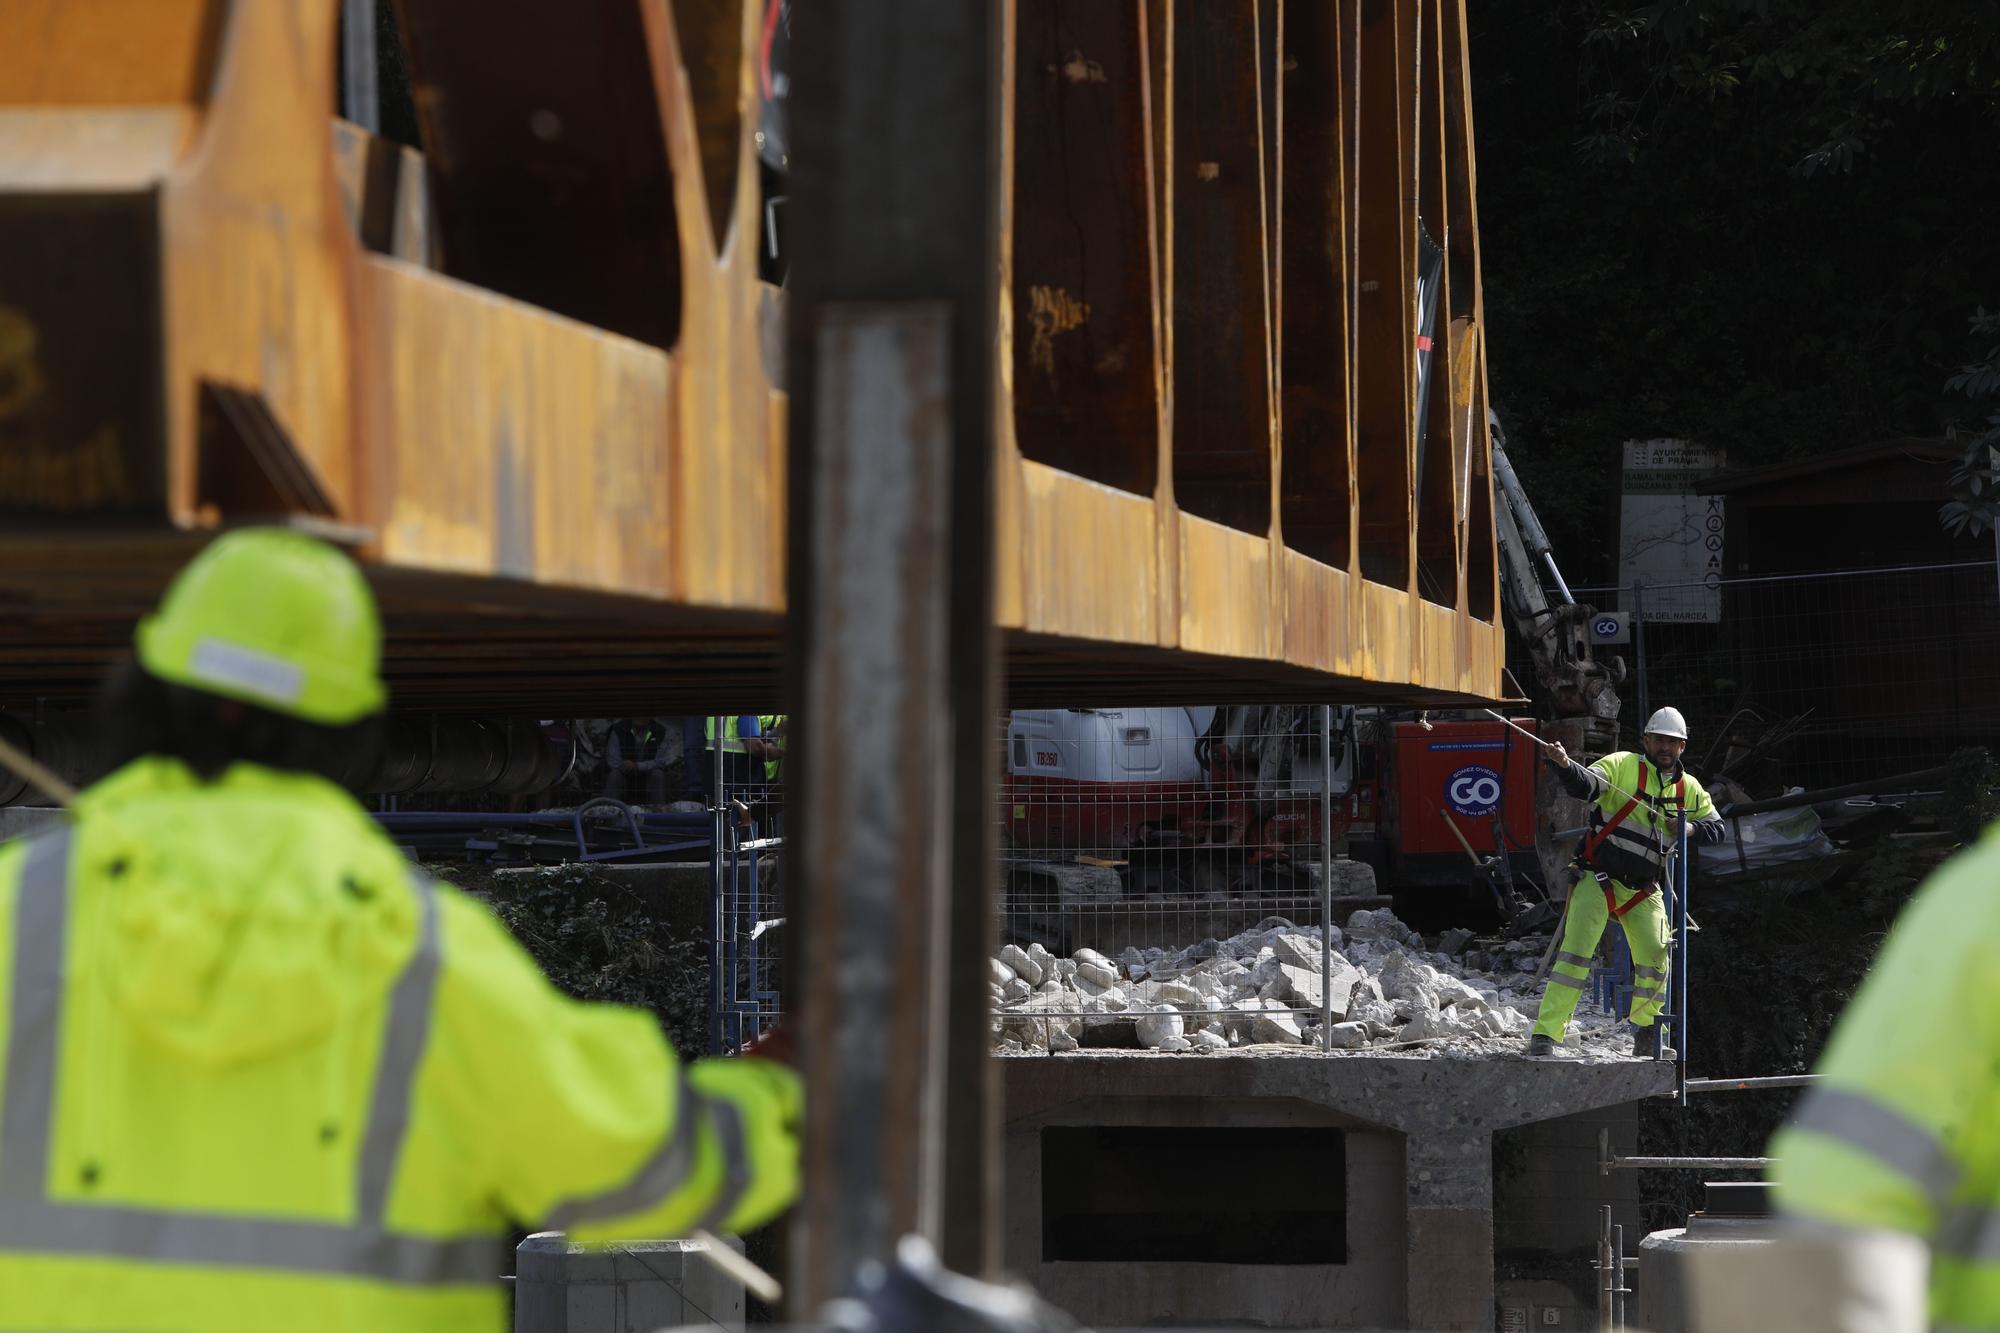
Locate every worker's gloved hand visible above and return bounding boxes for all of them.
[688,1055,803,1233]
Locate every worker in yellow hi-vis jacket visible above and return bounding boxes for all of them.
[0,530,800,1333]
[1750,824,2000,1331]
[1528,707,1726,1059]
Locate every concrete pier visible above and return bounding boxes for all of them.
[1003,1050,1674,1331]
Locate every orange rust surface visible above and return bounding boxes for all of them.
[0,0,1504,707]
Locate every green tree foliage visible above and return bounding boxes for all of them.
[1941,308,2000,537]
[1470,2,2000,578]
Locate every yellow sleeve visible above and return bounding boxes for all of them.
[1771,833,2000,1237]
[1682,775,1718,822]
[425,886,795,1237]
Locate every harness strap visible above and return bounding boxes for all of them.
[1582,761,1649,863]
[1600,873,1656,918]
[1583,764,1688,867]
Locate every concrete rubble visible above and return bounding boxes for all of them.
[992,909,1637,1058]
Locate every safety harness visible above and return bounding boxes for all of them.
[1581,760,1684,917]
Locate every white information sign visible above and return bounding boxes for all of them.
[1619,439,1725,624]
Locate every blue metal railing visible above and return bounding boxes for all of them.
[1674,819,1691,1103]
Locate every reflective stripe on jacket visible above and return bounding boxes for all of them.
[1771,825,2000,1327]
[0,759,782,1333]
[1568,750,1718,884]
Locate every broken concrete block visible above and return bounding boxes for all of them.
[1438,927,1476,955]
[1073,947,1116,972]
[1220,998,1266,1037]
[1118,947,1150,980]
[1084,987,1128,1014]
[1135,1008,1186,1049]
[991,958,1017,988]
[1027,941,1056,980]
[1152,981,1204,1010]
[1433,975,1491,1011]
[1075,960,1120,990]
[1325,857,1379,896]
[1325,1021,1371,1049]
[1188,1028,1229,1052]
[1001,978,1032,1004]
[1051,957,1078,982]
[1272,933,1328,972]
[999,944,1044,987]
[1349,1000,1401,1037]
[1037,979,1065,996]
[1250,1010,1305,1044]
[1248,954,1285,989]
[1278,958,1365,1017]
[1345,908,1420,946]
[1189,970,1228,1000]
[1350,975,1386,1008]
[1376,951,1436,1008]
[1050,1028,1079,1052]
[1397,1009,1478,1043]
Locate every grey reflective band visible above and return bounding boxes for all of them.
[0,1200,503,1284]
[358,873,440,1223]
[1936,1203,2000,1264]
[0,832,500,1285]
[1547,971,1587,990]
[1928,1201,2000,1278]
[1633,964,1667,981]
[543,1071,701,1230]
[693,1096,752,1232]
[0,829,69,1202]
[1556,951,1594,969]
[1786,1087,1960,1206]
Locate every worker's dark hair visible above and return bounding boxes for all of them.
[95,657,386,790]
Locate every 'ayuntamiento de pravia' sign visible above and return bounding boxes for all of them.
[1618,439,1725,623]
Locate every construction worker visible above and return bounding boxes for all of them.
[1739,823,2000,1331]
[755,713,787,787]
[1527,706,1726,1058]
[0,530,801,1332]
[705,713,764,797]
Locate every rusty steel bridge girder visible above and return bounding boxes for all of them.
[0,0,1502,713]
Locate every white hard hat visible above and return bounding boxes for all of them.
[1644,706,1689,740]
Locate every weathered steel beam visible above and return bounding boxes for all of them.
[0,0,1506,714]
[785,0,1002,1310]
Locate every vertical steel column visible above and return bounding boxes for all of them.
[786,0,1003,1310]
[340,0,379,133]
[1320,705,1335,1050]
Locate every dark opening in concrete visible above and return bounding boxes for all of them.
[1040,1126,1347,1264]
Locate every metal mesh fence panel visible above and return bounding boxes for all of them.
[709,717,786,1054]
[1576,561,2000,792]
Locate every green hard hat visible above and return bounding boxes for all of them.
[135,529,386,725]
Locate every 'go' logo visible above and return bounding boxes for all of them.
[1446,764,1503,817]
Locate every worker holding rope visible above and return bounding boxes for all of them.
[1527,706,1726,1059]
